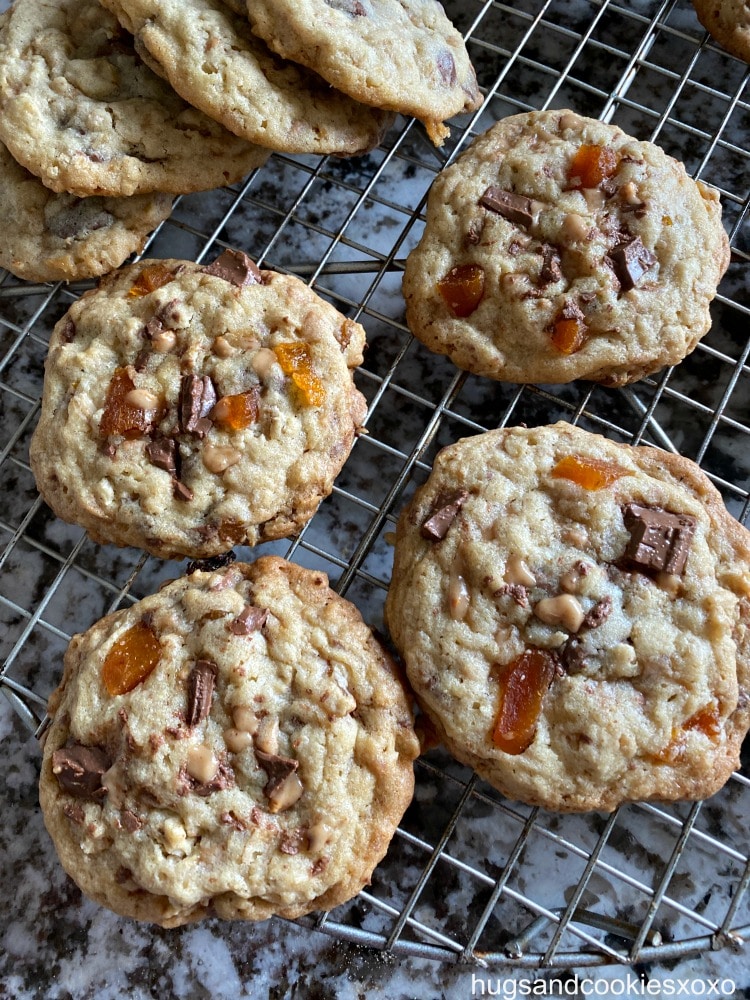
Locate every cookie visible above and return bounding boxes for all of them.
[98,0,394,156]
[39,556,419,925]
[402,110,730,386]
[694,0,750,61]
[29,250,368,560]
[0,0,270,197]
[384,422,750,812]
[0,140,173,282]
[245,0,481,146]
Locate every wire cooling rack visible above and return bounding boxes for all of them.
[1,0,749,971]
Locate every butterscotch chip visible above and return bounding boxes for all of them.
[30,253,368,560]
[402,110,730,385]
[245,0,481,146]
[385,422,750,812]
[0,0,269,196]
[39,557,419,926]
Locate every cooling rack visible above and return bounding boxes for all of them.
[1,0,749,972]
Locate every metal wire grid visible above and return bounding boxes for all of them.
[0,0,748,970]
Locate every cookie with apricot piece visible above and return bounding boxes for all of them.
[29,250,367,559]
[384,422,750,811]
[402,110,730,385]
[40,556,419,925]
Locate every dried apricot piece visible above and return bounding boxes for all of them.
[127,262,174,298]
[492,649,557,755]
[437,263,485,317]
[102,619,161,696]
[551,455,629,491]
[99,367,162,439]
[274,343,325,406]
[550,316,587,355]
[211,389,260,431]
[568,144,619,189]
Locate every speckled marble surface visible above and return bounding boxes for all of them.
[1,0,750,995]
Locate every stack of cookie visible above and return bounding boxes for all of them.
[0,0,481,282]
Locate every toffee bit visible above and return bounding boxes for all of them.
[421,489,469,541]
[186,660,218,726]
[229,604,268,636]
[186,551,237,575]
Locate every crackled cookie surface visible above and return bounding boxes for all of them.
[30,251,367,559]
[403,110,730,385]
[99,0,393,155]
[39,557,419,925]
[0,140,173,282]
[246,0,481,145]
[0,0,269,196]
[694,0,750,61]
[385,422,750,812]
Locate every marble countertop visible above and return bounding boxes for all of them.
[1,0,750,995]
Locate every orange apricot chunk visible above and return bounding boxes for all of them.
[551,454,629,491]
[127,262,174,298]
[99,367,161,440]
[551,316,587,355]
[102,619,161,696]
[437,263,485,317]
[568,144,619,189]
[211,389,260,431]
[492,649,557,755]
[273,343,325,406]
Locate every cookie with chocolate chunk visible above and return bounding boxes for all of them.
[0,140,173,282]
[694,0,750,62]
[402,110,730,385]
[39,556,419,925]
[98,0,393,156]
[384,422,750,812]
[245,0,481,146]
[0,0,269,196]
[29,250,367,559]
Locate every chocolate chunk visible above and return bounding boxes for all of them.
[325,0,366,13]
[607,236,657,292]
[622,504,697,575]
[178,374,216,436]
[539,244,562,285]
[51,744,110,800]
[144,315,164,340]
[229,604,268,636]
[559,298,585,323]
[437,49,457,86]
[60,318,76,343]
[203,249,261,287]
[62,802,84,824]
[133,349,150,373]
[120,809,143,833]
[173,479,194,502]
[582,596,612,629]
[186,551,237,575]
[47,202,113,240]
[186,660,217,726]
[146,437,177,475]
[421,489,469,541]
[561,637,586,673]
[494,583,529,608]
[480,187,535,228]
[255,748,299,798]
[465,218,484,246]
[280,829,304,855]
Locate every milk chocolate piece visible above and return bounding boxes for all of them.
[178,375,216,436]
[421,489,469,541]
[146,437,177,474]
[172,479,194,502]
[582,595,612,629]
[229,604,268,636]
[437,49,457,86]
[622,504,696,575]
[539,244,562,285]
[186,660,217,726]
[608,236,656,292]
[255,748,299,797]
[60,318,76,343]
[51,744,110,800]
[480,187,534,228]
[203,249,261,287]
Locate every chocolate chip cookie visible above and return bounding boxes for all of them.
[99,0,393,156]
[402,110,730,385]
[0,140,173,282]
[694,0,750,62]
[39,556,419,925]
[0,0,269,196]
[384,422,750,812]
[245,0,481,146]
[29,250,367,560]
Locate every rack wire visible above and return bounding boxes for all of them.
[1,0,749,970]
